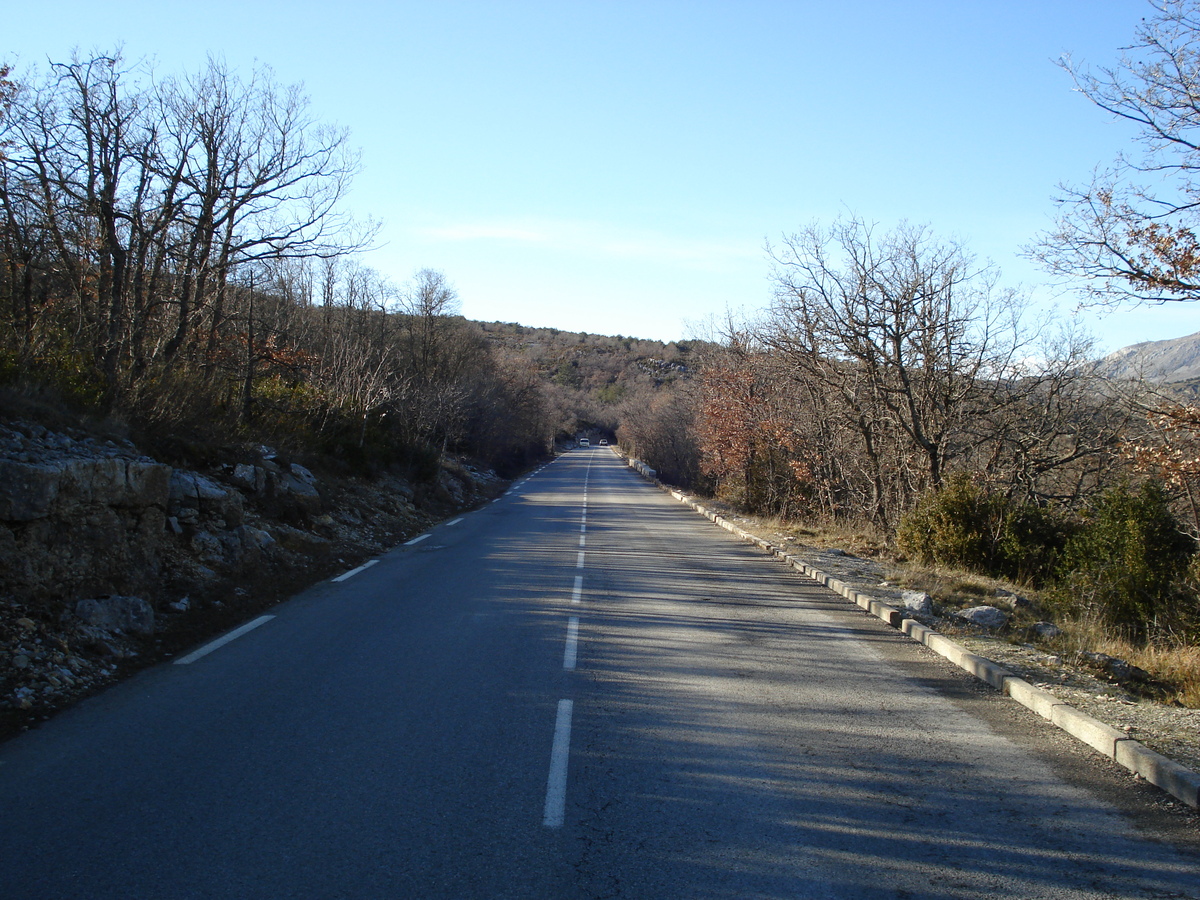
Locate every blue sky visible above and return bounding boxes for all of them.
[6,0,1197,353]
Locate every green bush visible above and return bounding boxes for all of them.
[1053,481,1196,640]
[0,339,106,410]
[897,476,1071,585]
[898,476,1007,572]
[996,502,1073,586]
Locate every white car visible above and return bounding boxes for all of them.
[579,438,590,447]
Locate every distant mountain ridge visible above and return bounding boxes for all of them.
[1099,330,1200,382]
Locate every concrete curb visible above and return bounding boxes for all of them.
[622,462,1200,810]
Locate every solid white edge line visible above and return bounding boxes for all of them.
[543,699,574,828]
[564,616,579,670]
[174,615,275,665]
[332,558,379,582]
[406,533,431,546]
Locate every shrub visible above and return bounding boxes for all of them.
[996,502,1073,586]
[897,476,1007,573]
[897,476,1071,585]
[0,339,106,410]
[1053,481,1196,640]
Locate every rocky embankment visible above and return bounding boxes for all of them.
[0,419,506,737]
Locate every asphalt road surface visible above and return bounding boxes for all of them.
[1,448,1198,899]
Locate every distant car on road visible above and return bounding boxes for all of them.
[599,439,608,446]
[579,438,590,447]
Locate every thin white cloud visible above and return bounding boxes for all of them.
[423,223,553,244]
[416,217,759,270]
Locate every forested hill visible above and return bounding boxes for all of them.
[479,322,696,391]
[477,321,703,438]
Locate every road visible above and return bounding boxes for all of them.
[1,448,1198,898]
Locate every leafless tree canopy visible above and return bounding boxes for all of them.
[0,51,372,404]
[0,45,1171,519]
[1035,0,1200,307]
[692,219,1125,529]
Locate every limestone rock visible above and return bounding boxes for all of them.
[289,463,316,485]
[235,524,276,553]
[190,531,225,564]
[169,471,243,525]
[993,589,1033,611]
[271,523,331,555]
[282,473,321,511]
[123,461,172,509]
[75,596,155,636]
[0,460,61,520]
[215,524,278,566]
[264,470,322,519]
[901,590,933,616]
[169,471,227,506]
[956,605,1009,629]
[1031,621,1063,639]
[58,457,127,506]
[0,457,169,522]
[230,463,267,494]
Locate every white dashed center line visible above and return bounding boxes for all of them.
[563,616,579,670]
[543,456,593,828]
[543,699,573,828]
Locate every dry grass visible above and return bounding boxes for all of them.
[762,515,891,560]
[934,583,1200,708]
[1085,629,1200,708]
[888,566,1008,604]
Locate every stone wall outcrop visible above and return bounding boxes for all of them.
[0,424,172,602]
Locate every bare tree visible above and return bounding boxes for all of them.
[767,219,1027,499]
[154,57,371,368]
[0,51,371,406]
[2,55,151,401]
[713,217,1134,529]
[1035,0,1200,307]
[967,322,1133,506]
[618,380,703,489]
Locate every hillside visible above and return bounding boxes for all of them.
[1100,330,1200,382]
[477,321,704,442]
[479,322,698,392]
[0,403,506,739]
